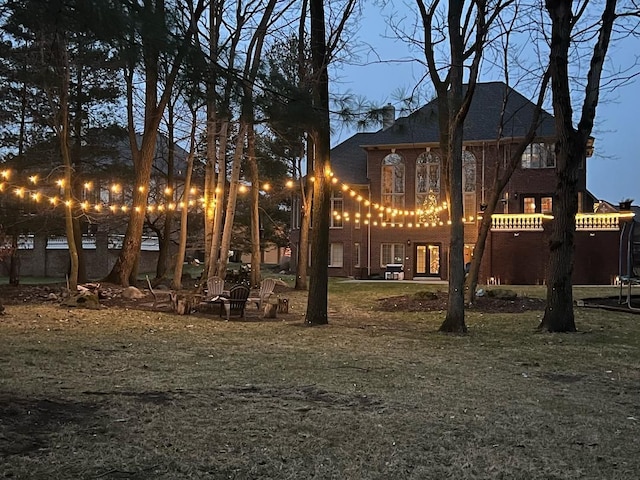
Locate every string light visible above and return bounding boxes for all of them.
[0,170,624,232]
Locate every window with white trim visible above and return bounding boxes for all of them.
[330,190,343,228]
[462,150,477,220]
[416,151,440,211]
[521,143,556,168]
[381,243,405,267]
[329,243,343,267]
[354,242,361,268]
[382,152,405,220]
[291,196,301,230]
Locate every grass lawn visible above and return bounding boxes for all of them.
[0,281,638,479]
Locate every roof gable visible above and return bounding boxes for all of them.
[362,81,555,146]
[330,82,555,182]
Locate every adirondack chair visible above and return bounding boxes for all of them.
[205,276,225,301]
[248,278,277,310]
[196,276,225,312]
[219,284,250,320]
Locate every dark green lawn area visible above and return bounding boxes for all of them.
[0,281,638,479]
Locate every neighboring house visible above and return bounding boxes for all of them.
[290,82,632,285]
[0,127,196,279]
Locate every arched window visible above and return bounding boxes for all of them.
[382,152,405,220]
[462,150,477,220]
[416,151,441,224]
[416,151,440,203]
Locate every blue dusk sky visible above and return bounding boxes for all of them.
[329,3,640,206]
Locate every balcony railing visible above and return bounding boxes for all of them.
[491,212,634,231]
[491,214,551,231]
[575,213,620,231]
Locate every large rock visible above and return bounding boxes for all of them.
[61,291,101,310]
[122,286,146,299]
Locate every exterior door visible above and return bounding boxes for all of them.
[415,244,441,277]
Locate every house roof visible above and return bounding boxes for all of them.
[364,82,555,146]
[329,132,376,185]
[330,82,555,182]
[7,126,190,178]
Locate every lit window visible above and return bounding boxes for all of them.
[541,197,553,214]
[330,190,343,228]
[524,197,536,213]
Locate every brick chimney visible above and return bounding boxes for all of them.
[382,103,395,130]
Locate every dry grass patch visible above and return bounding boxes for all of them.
[0,281,639,479]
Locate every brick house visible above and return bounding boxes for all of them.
[291,82,631,285]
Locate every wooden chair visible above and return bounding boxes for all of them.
[219,284,250,320]
[248,278,277,310]
[205,276,225,300]
[196,276,225,313]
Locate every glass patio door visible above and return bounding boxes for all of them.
[415,244,441,277]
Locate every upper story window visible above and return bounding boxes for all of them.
[382,152,405,218]
[524,196,536,213]
[522,143,556,169]
[330,189,343,228]
[416,151,440,200]
[463,150,477,220]
[524,195,553,214]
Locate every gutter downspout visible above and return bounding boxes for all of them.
[481,142,485,205]
[367,184,371,278]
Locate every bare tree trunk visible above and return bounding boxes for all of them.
[439,0,467,333]
[417,0,489,332]
[295,188,311,290]
[203,0,222,276]
[105,0,206,286]
[248,125,262,287]
[295,142,312,290]
[172,109,198,290]
[9,234,19,286]
[305,0,331,326]
[441,87,466,333]
[216,123,248,278]
[466,72,551,304]
[540,0,616,332]
[207,120,228,280]
[46,30,79,292]
[156,100,176,280]
[71,47,87,283]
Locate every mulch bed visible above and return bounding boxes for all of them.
[376,290,547,313]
